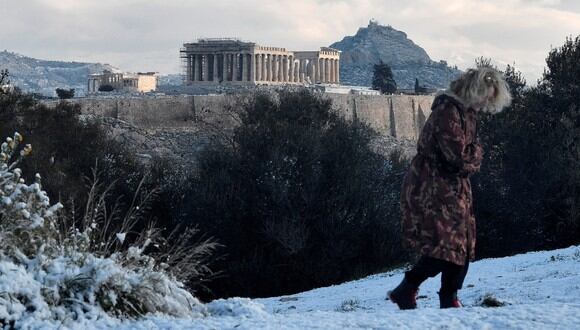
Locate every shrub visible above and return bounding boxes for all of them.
[55,88,75,99]
[98,85,115,92]
[0,133,216,324]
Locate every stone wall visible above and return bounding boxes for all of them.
[50,93,434,140]
[325,94,433,140]
[42,93,434,166]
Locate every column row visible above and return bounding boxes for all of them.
[255,54,299,83]
[187,53,340,84]
[314,58,340,84]
[253,55,339,84]
[188,53,254,83]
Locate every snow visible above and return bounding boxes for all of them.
[6,244,575,329]
[116,232,127,243]
[1,156,579,328]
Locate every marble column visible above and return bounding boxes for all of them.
[332,59,336,83]
[251,54,256,82]
[315,59,320,83]
[260,54,265,82]
[335,59,339,83]
[336,59,340,83]
[230,53,234,81]
[213,54,219,82]
[320,58,326,83]
[310,60,316,84]
[255,55,260,81]
[273,55,278,82]
[186,55,191,83]
[191,55,199,81]
[326,59,331,83]
[266,54,273,81]
[200,54,205,81]
[260,54,264,82]
[285,56,290,82]
[241,54,248,82]
[191,55,197,82]
[263,55,268,82]
[280,55,285,82]
[319,60,323,83]
[330,59,335,83]
[278,55,283,82]
[220,54,226,82]
[277,55,283,82]
[192,55,197,82]
[288,57,293,83]
[274,55,280,82]
[292,60,300,82]
[280,55,284,82]
[232,53,238,82]
[186,56,190,83]
[271,55,277,82]
[295,59,301,82]
[295,59,302,83]
[278,56,282,82]
[204,55,210,81]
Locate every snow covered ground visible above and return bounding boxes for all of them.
[15,245,580,329]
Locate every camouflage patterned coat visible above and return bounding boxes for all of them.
[400,93,483,266]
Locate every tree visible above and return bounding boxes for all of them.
[414,78,428,94]
[55,88,75,99]
[541,36,580,115]
[473,38,580,259]
[0,69,9,85]
[372,61,397,94]
[179,89,408,299]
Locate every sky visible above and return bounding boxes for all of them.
[1,0,579,84]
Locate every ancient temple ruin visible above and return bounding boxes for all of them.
[180,39,340,86]
[87,70,157,94]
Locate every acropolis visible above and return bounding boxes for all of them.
[180,39,341,86]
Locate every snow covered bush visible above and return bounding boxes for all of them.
[0,133,212,325]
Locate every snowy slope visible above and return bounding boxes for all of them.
[11,245,580,329]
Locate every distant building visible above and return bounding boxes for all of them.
[180,38,341,86]
[88,70,157,94]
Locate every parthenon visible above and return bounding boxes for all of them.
[180,39,340,86]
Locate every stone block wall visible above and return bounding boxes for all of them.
[50,93,435,141]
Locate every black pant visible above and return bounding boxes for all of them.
[404,256,469,293]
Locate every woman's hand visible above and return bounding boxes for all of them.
[434,104,483,177]
[458,141,483,177]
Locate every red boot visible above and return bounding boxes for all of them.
[439,291,462,308]
[388,278,419,310]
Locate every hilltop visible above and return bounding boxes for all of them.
[0,51,115,96]
[331,21,462,89]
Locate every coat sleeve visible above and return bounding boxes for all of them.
[434,104,483,176]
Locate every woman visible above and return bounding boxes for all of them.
[388,66,512,309]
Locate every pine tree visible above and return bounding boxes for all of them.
[372,61,397,94]
[414,78,420,94]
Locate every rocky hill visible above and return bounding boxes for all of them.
[0,51,115,97]
[331,21,462,89]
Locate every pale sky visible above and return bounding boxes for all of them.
[1,0,579,84]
